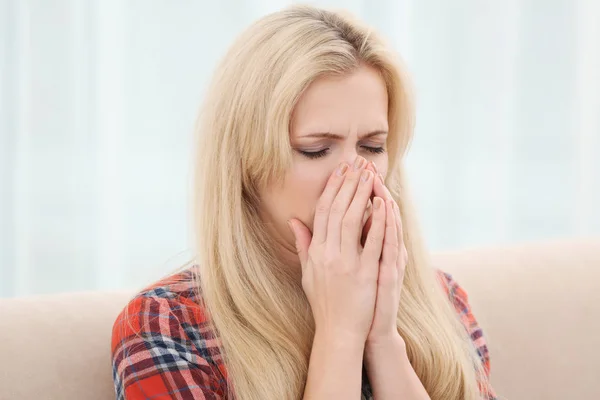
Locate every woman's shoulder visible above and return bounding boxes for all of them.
[110,265,224,368]
[435,269,492,378]
[111,266,214,343]
[435,270,482,337]
[435,269,469,306]
[111,268,227,399]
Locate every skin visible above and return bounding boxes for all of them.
[260,65,430,399]
[260,65,389,267]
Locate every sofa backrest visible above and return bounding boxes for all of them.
[435,238,600,400]
[1,238,599,399]
[0,290,132,400]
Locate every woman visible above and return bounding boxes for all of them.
[112,5,497,400]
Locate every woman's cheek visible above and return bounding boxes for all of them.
[285,174,326,231]
[374,155,389,178]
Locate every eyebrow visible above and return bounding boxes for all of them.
[299,130,388,140]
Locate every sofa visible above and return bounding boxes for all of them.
[1,238,598,400]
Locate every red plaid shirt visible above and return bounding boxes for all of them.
[111,269,497,399]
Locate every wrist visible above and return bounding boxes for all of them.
[314,328,367,352]
[365,332,407,359]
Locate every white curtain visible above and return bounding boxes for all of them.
[1,0,599,297]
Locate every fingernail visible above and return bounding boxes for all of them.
[369,161,378,172]
[374,197,382,210]
[354,156,365,170]
[378,173,385,184]
[361,169,372,182]
[337,163,349,176]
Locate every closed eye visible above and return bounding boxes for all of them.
[298,146,384,159]
[362,146,385,154]
[298,148,329,159]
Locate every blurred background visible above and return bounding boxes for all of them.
[1,0,599,298]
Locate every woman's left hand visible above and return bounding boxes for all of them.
[364,162,408,346]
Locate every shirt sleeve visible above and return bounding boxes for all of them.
[441,272,498,400]
[111,293,227,400]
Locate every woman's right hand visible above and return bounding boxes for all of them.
[288,156,386,343]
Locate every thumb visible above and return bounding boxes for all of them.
[287,218,311,267]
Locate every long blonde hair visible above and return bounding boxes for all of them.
[193,5,487,400]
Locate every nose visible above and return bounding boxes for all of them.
[343,150,361,168]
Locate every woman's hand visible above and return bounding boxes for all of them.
[361,165,430,399]
[288,156,386,343]
[364,162,408,346]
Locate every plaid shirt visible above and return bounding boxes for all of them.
[111,269,497,399]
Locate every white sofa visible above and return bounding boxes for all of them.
[1,238,599,400]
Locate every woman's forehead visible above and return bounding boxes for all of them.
[290,66,389,140]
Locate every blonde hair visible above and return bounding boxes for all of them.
[192,5,487,400]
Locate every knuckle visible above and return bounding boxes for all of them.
[399,259,408,272]
[342,215,359,230]
[305,248,317,264]
[330,201,346,215]
[357,265,377,282]
[345,171,359,182]
[323,254,339,269]
[342,175,359,188]
[307,243,323,258]
[379,274,396,289]
[386,239,400,250]
[315,201,330,215]
[367,231,383,246]
[374,209,386,221]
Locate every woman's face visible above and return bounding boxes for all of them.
[260,65,389,264]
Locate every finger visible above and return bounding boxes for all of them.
[370,166,403,263]
[288,218,312,268]
[360,209,373,248]
[362,199,373,226]
[362,197,385,264]
[372,172,393,201]
[365,161,393,201]
[312,162,349,245]
[341,168,375,252]
[381,199,399,267]
[365,160,378,176]
[393,202,408,270]
[326,156,368,251]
